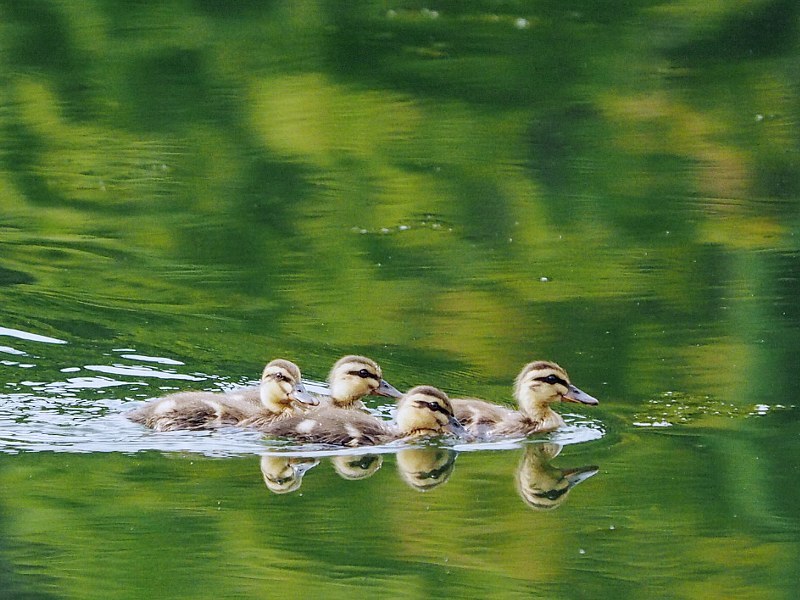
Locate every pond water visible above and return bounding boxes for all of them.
[1,1,799,598]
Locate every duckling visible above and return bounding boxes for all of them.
[330,454,384,480]
[127,359,316,432]
[394,386,467,440]
[253,385,465,447]
[396,448,457,491]
[451,360,598,437]
[320,355,402,410]
[260,455,319,494]
[516,443,598,510]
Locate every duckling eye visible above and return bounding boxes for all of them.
[535,374,568,386]
[418,400,450,416]
[349,368,377,380]
[274,373,287,382]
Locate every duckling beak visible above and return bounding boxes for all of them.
[292,458,321,476]
[562,465,599,487]
[445,415,468,437]
[292,382,319,406]
[563,384,599,405]
[372,379,403,399]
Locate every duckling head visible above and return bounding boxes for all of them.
[260,359,318,414]
[396,448,457,491]
[395,386,466,438]
[328,355,402,407]
[516,443,599,510]
[330,454,384,480]
[260,455,319,494]
[514,361,598,418]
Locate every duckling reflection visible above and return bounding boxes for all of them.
[260,455,320,494]
[396,448,457,491]
[318,355,402,410]
[127,359,316,431]
[330,454,384,480]
[516,443,598,510]
[452,360,598,437]
[253,385,466,447]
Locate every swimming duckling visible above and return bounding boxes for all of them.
[516,443,598,510]
[320,355,402,410]
[127,359,316,432]
[451,360,598,437]
[260,455,319,494]
[253,385,465,447]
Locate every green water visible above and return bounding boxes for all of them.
[1,1,799,598]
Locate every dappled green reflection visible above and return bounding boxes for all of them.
[0,0,796,398]
[0,0,799,598]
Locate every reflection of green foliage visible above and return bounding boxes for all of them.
[1,436,797,598]
[0,0,796,384]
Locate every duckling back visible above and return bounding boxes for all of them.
[252,407,392,447]
[450,397,515,436]
[491,411,566,436]
[126,391,254,432]
[236,404,304,429]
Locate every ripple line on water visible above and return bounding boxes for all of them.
[0,326,67,345]
[84,364,206,381]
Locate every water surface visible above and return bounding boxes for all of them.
[1,1,799,598]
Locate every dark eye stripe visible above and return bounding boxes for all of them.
[532,487,570,501]
[267,475,293,485]
[418,463,451,480]
[348,369,379,381]
[534,374,568,387]
[415,400,452,417]
[348,456,379,470]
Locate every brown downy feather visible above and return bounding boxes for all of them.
[126,392,253,432]
[450,398,515,435]
[255,407,392,447]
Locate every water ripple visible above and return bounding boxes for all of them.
[84,364,205,381]
[0,326,67,345]
[22,376,145,391]
[0,345,28,356]
[118,353,185,365]
[0,389,605,458]
[0,343,605,457]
